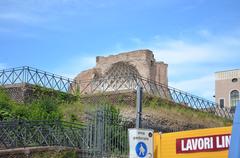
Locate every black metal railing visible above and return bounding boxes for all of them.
[0,106,129,157]
[0,66,233,119]
[0,120,86,149]
[0,66,77,92]
[77,75,233,119]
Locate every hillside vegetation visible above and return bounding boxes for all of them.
[0,86,232,132]
[0,87,62,121]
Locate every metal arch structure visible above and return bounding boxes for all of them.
[104,62,140,77]
[0,66,234,119]
[90,62,141,92]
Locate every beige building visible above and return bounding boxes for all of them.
[215,69,240,108]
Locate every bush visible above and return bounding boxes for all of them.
[99,105,128,154]
[31,85,78,104]
[27,98,63,120]
[0,87,62,121]
[0,88,13,120]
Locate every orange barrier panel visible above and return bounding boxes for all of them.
[154,126,232,158]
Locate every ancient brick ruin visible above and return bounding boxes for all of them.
[74,49,168,94]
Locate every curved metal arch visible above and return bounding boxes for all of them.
[104,62,140,78]
[91,62,141,92]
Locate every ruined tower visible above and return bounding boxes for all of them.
[74,49,168,94]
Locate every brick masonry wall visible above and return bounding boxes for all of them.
[3,83,35,103]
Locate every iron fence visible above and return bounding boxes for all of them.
[0,120,86,149]
[0,66,234,119]
[78,75,233,119]
[0,106,130,158]
[0,66,77,92]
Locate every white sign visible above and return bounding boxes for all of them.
[128,128,154,158]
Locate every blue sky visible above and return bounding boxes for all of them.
[0,0,240,101]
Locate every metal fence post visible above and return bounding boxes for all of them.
[136,85,143,128]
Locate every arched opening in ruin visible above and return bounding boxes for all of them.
[104,61,140,78]
[93,62,140,92]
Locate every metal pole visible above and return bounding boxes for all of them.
[136,85,143,128]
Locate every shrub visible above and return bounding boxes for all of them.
[0,87,13,120]
[0,87,62,121]
[28,97,63,121]
[31,85,78,104]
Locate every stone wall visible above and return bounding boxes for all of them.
[3,83,77,104]
[3,83,35,103]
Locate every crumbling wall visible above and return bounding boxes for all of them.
[3,83,35,103]
[74,49,168,94]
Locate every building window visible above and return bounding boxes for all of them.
[219,99,224,108]
[232,78,238,83]
[230,90,239,107]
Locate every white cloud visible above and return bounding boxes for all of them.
[0,0,118,35]
[129,31,240,100]
[153,41,213,64]
[0,0,113,24]
[0,1,77,31]
[170,75,215,100]
[153,38,239,65]
[53,56,96,79]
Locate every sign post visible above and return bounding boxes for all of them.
[136,85,143,128]
[129,85,153,157]
[128,128,154,158]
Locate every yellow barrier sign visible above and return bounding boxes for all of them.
[176,134,231,153]
[154,126,232,158]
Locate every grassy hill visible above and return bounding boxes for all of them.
[0,86,232,132]
[58,95,231,132]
